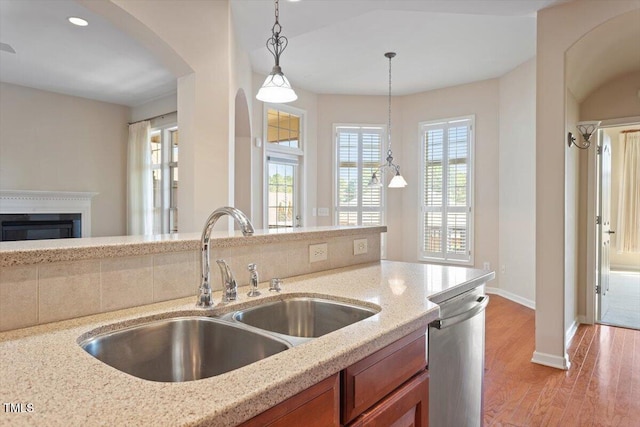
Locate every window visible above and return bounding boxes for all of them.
[267,108,301,151]
[150,124,178,234]
[264,105,304,228]
[334,125,385,226]
[420,116,474,264]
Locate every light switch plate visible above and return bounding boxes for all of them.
[309,243,328,263]
[317,207,330,217]
[354,238,368,255]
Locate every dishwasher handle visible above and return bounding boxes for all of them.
[430,295,490,330]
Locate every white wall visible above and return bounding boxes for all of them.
[535,0,639,370]
[497,58,536,307]
[565,89,580,340]
[0,82,129,237]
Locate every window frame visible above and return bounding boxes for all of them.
[150,122,178,235]
[263,103,306,229]
[418,115,475,265]
[332,123,387,227]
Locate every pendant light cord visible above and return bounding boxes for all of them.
[384,52,396,164]
[267,0,286,67]
[388,53,392,153]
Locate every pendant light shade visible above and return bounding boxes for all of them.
[257,0,297,104]
[256,66,297,103]
[388,171,408,188]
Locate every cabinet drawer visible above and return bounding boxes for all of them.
[342,328,427,424]
[349,370,429,427]
[239,374,340,427]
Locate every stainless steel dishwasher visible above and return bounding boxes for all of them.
[428,285,489,427]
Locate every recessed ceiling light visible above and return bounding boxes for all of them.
[68,17,88,27]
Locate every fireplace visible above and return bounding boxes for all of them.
[0,190,97,240]
[0,213,82,241]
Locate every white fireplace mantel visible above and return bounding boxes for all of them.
[0,190,98,237]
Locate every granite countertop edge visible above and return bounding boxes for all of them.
[0,226,386,267]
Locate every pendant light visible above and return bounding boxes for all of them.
[369,52,407,188]
[256,0,298,103]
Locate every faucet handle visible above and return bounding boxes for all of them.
[216,259,238,302]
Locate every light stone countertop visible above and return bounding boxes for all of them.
[0,260,494,427]
[0,225,386,267]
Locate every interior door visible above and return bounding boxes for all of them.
[598,132,612,322]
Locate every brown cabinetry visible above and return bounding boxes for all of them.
[238,373,340,427]
[348,370,429,427]
[241,328,428,427]
[342,329,426,424]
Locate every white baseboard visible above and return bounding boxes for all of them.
[565,319,579,346]
[486,287,535,310]
[531,351,571,370]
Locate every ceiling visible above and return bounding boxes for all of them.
[0,0,176,107]
[0,0,567,107]
[231,0,564,96]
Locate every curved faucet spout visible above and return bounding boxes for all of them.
[197,207,255,307]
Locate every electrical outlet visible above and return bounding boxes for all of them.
[501,265,506,274]
[309,243,328,263]
[354,238,368,255]
[483,262,490,271]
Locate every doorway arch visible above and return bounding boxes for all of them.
[564,8,640,326]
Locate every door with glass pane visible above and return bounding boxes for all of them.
[266,157,298,229]
[420,117,473,264]
[597,131,612,322]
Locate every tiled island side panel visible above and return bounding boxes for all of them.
[0,232,381,331]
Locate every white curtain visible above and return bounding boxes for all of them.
[617,130,640,253]
[127,121,153,235]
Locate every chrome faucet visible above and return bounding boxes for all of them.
[197,207,255,307]
[216,260,238,302]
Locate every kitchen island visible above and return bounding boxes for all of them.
[0,261,493,426]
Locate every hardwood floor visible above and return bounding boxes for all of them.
[483,295,640,426]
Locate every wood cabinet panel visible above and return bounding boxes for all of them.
[239,374,340,427]
[349,370,429,427]
[342,328,427,424]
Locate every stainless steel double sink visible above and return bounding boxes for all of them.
[79,297,379,382]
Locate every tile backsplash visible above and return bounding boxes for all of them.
[0,231,381,331]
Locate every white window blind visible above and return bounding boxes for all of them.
[420,117,474,263]
[335,126,385,226]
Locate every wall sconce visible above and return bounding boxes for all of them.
[567,121,601,149]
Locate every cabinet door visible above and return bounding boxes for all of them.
[342,329,427,424]
[239,374,340,427]
[349,370,429,427]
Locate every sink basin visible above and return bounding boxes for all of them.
[231,297,379,338]
[79,317,290,382]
